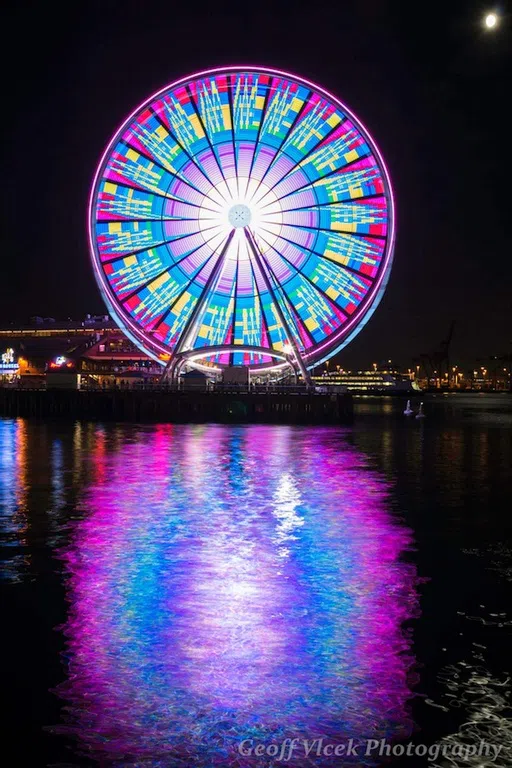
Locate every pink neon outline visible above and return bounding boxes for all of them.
[88,65,396,368]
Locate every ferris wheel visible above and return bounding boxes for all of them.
[89,66,395,381]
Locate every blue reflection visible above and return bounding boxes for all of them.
[55,425,418,765]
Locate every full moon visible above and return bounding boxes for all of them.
[484,12,498,28]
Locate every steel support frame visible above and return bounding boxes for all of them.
[160,226,312,387]
[244,227,312,386]
[160,230,235,384]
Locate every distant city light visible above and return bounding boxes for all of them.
[484,12,498,28]
[0,347,18,373]
[1,348,14,364]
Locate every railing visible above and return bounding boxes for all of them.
[2,381,348,395]
[78,382,322,395]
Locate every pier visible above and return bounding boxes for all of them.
[0,388,353,424]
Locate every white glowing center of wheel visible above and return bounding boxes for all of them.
[228,203,252,228]
[197,179,283,259]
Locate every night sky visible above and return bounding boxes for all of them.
[1,0,510,369]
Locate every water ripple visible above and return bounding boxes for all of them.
[51,425,419,766]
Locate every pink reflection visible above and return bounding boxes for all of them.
[56,425,418,765]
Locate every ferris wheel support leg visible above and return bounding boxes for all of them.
[159,357,173,385]
[288,360,298,384]
[175,229,236,357]
[170,355,195,385]
[244,227,312,388]
[160,355,181,386]
[159,231,235,387]
[176,357,188,382]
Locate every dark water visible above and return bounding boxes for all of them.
[1,395,511,767]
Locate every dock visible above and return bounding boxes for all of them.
[0,388,353,424]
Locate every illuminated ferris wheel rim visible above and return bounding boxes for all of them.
[88,65,396,374]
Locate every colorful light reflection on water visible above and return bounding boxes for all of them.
[56,425,418,766]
